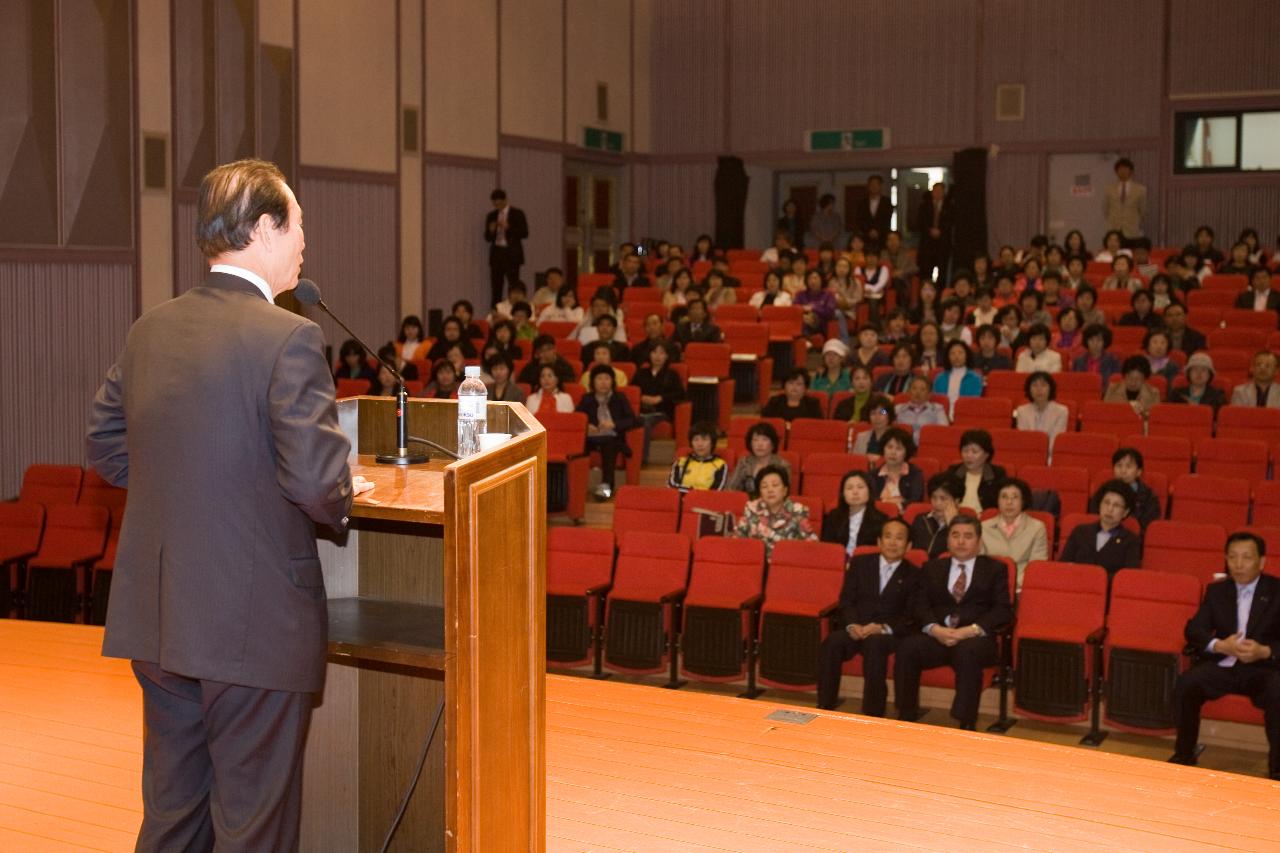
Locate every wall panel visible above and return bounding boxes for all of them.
[649,0,724,154]
[986,151,1042,253]
[297,174,399,349]
[1168,0,1280,95]
[1164,185,1280,251]
[981,0,1162,144]
[500,0,563,142]
[426,0,498,158]
[0,262,134,497]
[499,145,563,276]
[565,0,632,149]
[643,161,717,248]
[423,163,498,313]
[174,197,203,294]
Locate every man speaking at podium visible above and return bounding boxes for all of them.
[86,159,354,851]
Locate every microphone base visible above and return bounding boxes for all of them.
[375,449,430,466]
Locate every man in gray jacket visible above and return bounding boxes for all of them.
[87,158,353,852]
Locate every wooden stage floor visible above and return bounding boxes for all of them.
[2,622,1278,852]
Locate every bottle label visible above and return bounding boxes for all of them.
[458,395,487,419]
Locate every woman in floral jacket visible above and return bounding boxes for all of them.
[734,465,817,556]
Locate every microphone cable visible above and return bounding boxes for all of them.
[377,694,446,853]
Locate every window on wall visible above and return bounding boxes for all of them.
[1175,110,1280,173]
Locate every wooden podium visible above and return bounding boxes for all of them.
[301,396,546,852]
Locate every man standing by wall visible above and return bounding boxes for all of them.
[915,182,952,283]
[1104,157,1147,243]
[485,188,529,309]
[86,159,356,851]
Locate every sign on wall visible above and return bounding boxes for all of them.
[804,128,890,152]
[583,127,624,153]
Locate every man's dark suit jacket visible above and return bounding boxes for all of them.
[86,272,353,694]
[673,320,723,346]
[853,197,893,242]
[820,505,890,552]
[1234,289,1280,313]
[1186,574,1280,667]
[913,555,1012,635]
[485,205,529,266]
[836,554,920,635]
[912,196,952,246]
[1059,521,1142,574]
[1172,325,1207,355]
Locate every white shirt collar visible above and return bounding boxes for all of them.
[210,264,273,303]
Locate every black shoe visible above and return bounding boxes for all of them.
[959,722,977,731]
[1168,754,1197,767]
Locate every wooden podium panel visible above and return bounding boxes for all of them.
[303,398,545,852]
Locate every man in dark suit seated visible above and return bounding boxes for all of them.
[816,518,920,713]
[1170,532,1280,779]
[1060,479,1142,576]
[1233,267,1280,324]
[672,297,723,346]
[893,515,1012,729]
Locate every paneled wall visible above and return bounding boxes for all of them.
[986,152,1043,252]
[643,162,718,248]
[498,144,564,275]
[1164,186,1280,251]
[1168,0,1280,96]
[648,0,725,154]
[0,262,133,497]
[424,164,499,315]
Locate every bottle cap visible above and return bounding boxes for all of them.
[464,365,482,377]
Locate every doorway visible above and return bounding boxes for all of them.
[775,166,950,249]
[564,161,626,281]
[1046,153,1121,248]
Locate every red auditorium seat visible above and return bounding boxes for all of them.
[1103,569,1203,735]
[539,411,590,524]
[24,505,109,622]
[1169,474,1250,528]
[602,531,691,677]
[677,537,768,694]
[1056,372,1108,406]
[1142,520,1227,586]
[79,469,127,514]
[336,378,367,398]
[756,540,848,691]
[1193,437,1268,484]
[1242,527,1280,564]
[988,428,1049,469]
[1011,562,1109,733]
[787,419,850,456]
[1019,464,1089,516]
[0,503,45,615]
[545,527,615,669]
[790,494,826,524]
[1207,328,1267,351]
[1123,435,1193,479]
[1146,404,1212,442]
[1052,432,1118,472]
[727,416,787,449]
[983,371,1024,402]
[916,425,967,467]
[1217,406,1280,445]
[1203,693,1265,727]
[19,464,83,507]
[684,343,737,433]
[1254,481,1280,526]
[801,453,869,506]
[760,304,808,378]
[720,322,774,407]
[679,490,750,538]
[1078,402,1143,441]
[1201,273,1248,292]
[953,397,1014,430]
[1187,289,1236,312]
[1222,309,1278,331]
[714,304,759,323]
[538,320,578,339]
[612,485,681,534]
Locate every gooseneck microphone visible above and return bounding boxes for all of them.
[295,279,457,462]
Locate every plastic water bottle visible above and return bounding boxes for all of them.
[457,365,488,457]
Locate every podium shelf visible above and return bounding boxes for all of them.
[327,597,448,671]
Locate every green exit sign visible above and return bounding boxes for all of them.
[583,127,624,153]
[805,128,890,152]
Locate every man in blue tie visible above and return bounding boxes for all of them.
[1171,532,1280,778]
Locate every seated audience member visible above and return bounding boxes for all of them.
[580,314,630,364]
[851,394,897,457]
[484,353,525,403]
[1234,267,1280,321]
[762,368,825,421]
[1089,447,1161,530]
[1230,350,1280,408]
[579,341,629,389]
[490,280,529,323]
[995,305,1024,351]
[1170,352,1226,411]
[530,267,563,310]
[510,302,538,341]
[368,346,416,397]
[575,288,627,345]
[1017,289,1053,331]
[857,253,891,322]
[795,270,837,336]
[1104,355,1160,416]
[969,286,999,328]
[1060,480,1142,575]
[668,421,728,493]
[1102,254,1141,292]
[1219,240,1255,277]
[1074,285,1107,328]
[1164,254,1200,295]
[897,375,950,441]
[933,340,982,416]
[816,519,920,713]
[734,465,817,556]
[832,365,875,422]
[526,364,574,414]
[760,229,794,266]
[1170,531,1280,779]
[1071,324,1122,389]
[748,269,793,308]
[821,470,890,556]
[973,325,1013,375]
[915,321,943,371]
[1015,323,1063,373]
[395,315,426,364]
[912,473,965,559]
[689,234,715,263]
[701,269,737,309]
[1040,270,1073,310]
[633,342,685,463]
[1062,251,1089,289]
[422,359,459,399]
[781,253,808,296]
[938,298,973,345]
[1132,238,1159,280]
[611,252,649,291]
[894,516,1013,730]
[451,299,484,339]
[1095,229,1125,264]
[874,427,925,510]
[442,344,468,380]
[1118,289,1160,328]
[517,334,576,386]
[992,271,1018,309]
[426,316,478,361]
[879,308,911,344]
[662,268,695,310]
[538,284,584,326]
[335,338,375,384]
[1015,371,1070,450]
[910,280,941,326]
[483,319,522,363]
[726,422,791,495]
[630,312,681,365]
[1142,327,1181,387]
[672,297,723,346]
[577,365,636,500]
[1148,273,1178,311]
[1160,302,1206,355]
[949,271,976,307]
[379,342,418,382]
[979,477,1049,591]
[875,344,917,395]
[1051,307,1085,355]
[812,339,852,393]
[1184,224,1224,271]
[945,429,1007,513]
[851,325,890,372]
